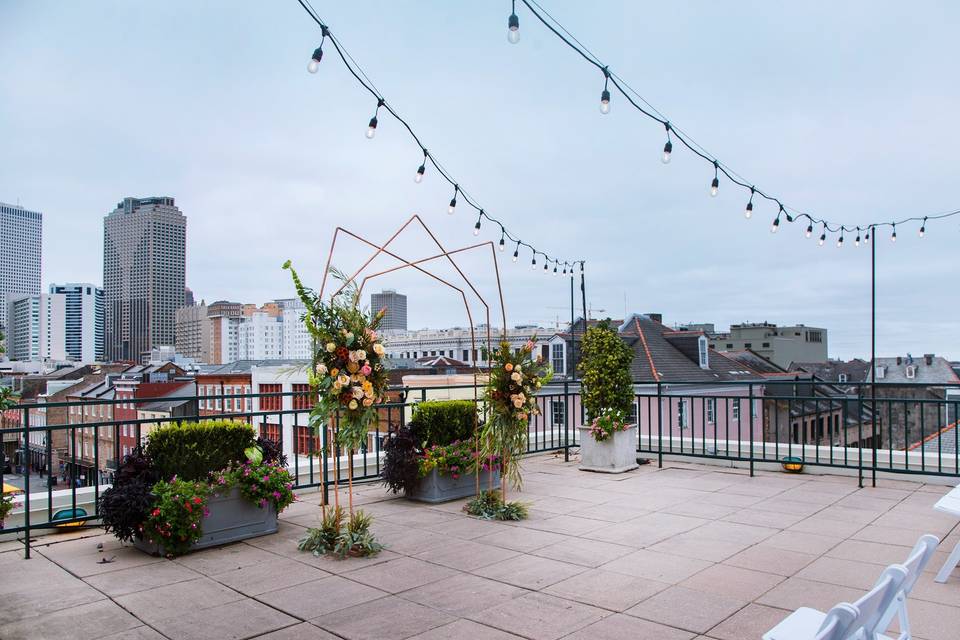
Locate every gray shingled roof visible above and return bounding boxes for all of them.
[866,356,960,384]
[790,359,870,383]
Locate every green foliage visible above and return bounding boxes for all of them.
[418,440,500,479]
[0,493,20,526]
[145,420,255,482]
[464,490,528,521]
[141,478,209,557]
[578,320,635,421]
[98,448,160,542]
[298,507,384,558]
[212,461,296,513]
[409,400,477,448]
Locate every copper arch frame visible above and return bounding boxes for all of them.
[317,214,508,509]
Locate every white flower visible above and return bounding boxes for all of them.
[345,331,354,342]
[373,343,385,356]
[515,365,522,373]
[352,386,364,400]
[510,372,522,383]
[355,350,367,361]
[315,363,327,375]
[337,374,350,387]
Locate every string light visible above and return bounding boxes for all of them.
[543,261,549,274]
[510,0,960,243]
[855,227,861,247]
[508,0,520,44]
[447,185,458,215]
[661,123,672,164]
[473,212,482,236]
[307,26,328,73]
[818,223,827,246]
[919,217,926,238]
[891,224,897,243]
[744,187,754,219]
[415,149,427,183]
[865,227,871,243]
[531,253,537,270]
[499,230,506,251]
[366,99,384,139]
[837,231,844,248]
[770,213,780,233]
[512,240,520,262]
[805,223,814,238]
[599,68,611,114]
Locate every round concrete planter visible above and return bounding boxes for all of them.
[405,468,501,503]
[578,424,639,473]
[133,486,278,556]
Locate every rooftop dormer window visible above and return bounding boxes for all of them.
[906,365,916,379]
[698,336,709,369]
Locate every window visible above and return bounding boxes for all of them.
[292,383,313,411]
[732,401,740,422]
[725,343,733,349]
[762,342,770,348]
[706,398,716,423]
[551,343,565,374]
[698,336,709,369]
[906,366,916,379]
[551,400,565,427]
[678,399,688,429]
[876,366,885,380]
[260,422,280,441]
[838,373,848,383]
[744,343,752,348]
[260,384,283,411]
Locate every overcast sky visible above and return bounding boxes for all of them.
[2,1,958,360]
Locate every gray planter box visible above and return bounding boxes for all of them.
[406,468,500,503]
[579,424,639,473]
[134,486,277,556]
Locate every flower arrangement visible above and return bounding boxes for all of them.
[140,478,209,557]
[284,261,389,452]
[588,409,630,442]
[0,493,21,528]
[480,339,552,490]
[417,440,501,480]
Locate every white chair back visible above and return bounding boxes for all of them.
[876,534,940,640]
[814,602,859,640]
[850,564,908,638]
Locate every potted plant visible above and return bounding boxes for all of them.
[0,492,21,529]
[98,420,296,557]
[381,400,501,503]
[578,320,638,473]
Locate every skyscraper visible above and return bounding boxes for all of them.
[370,289,407,332]
[103,197,186,362]
[7,293,66,361]
[50,283,105,362]
[0,202,42,332]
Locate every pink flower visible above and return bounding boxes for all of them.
[262,476,270,483]
[272,491,281,499]
[361,364,372,376]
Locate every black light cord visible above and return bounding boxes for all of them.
[294,0,584,271]
[518,0,960,240]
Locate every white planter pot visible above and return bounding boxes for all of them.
[578,424,639,473]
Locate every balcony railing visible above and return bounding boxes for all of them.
[2,379,958,557]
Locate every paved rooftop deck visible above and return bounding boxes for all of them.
[2,455,959,640]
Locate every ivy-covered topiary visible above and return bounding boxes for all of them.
[578,319,635,422]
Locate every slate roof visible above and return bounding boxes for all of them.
[789,359,870,383]
[618,314,763,383]
[865,356,960,384]
[722,350,788,375]
[196,359,308,375]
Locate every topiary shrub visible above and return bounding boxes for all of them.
[578,319,635,421]
[408,400,477,448]
[145,420,255,481]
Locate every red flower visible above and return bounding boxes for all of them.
[151,508,161,517]
[340,392,353,405]
[335,346,349,360]
[192,496,202,505]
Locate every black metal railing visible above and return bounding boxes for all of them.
[2,379,958,558]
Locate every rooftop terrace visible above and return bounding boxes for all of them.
[3,454,959,640]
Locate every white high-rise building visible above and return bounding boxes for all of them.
[0,202,43,333]
[49,283,104,362]
[7,293,66,361]
[278,298,312,359]
[238,312,283,360]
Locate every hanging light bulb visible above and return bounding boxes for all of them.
[745,188,755,219]
[865,227,871,243]
[837,232,844,248]
[415,150,427,183]
[562,265,567,275]
[544,261,549,274]
[819,224,827,246]
[473,215,482,236]
[771,215,781,233]
[919,217,927,238]
[531,254,537,270]
[805,223,814,238]
[661,123,672,164]
[710,162,719,197]
[307,45,324,73]
[891,224,897,243]
[600,89,611,114]
[508,2,520,44]
[855,227,861,247]
[366,99,383,139]
[447,185,458,215]
[512,241,520,262]
[498,232,505,252]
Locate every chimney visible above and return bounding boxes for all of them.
[896,356,902,365]
[647,313,663,323]
[924,354,934,366]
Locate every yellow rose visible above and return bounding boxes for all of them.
[337,374,350,387]
[348,399,358,410]
[326,342,336,352]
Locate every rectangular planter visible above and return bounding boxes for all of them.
[134,486,277,556]
[579,424,639,473]
[405,468,500,504]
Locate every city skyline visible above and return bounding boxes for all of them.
[2,2,958,359]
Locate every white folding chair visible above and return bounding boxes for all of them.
[933,486,960,583]
[764,565,907,640]
[849,564,909,640]
[876,534,940,640]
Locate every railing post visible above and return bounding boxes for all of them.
[656,382,663,469]
[563,380,570,463]
[748,383,755,478]
[857,387,864,489]
[21,406,31,559]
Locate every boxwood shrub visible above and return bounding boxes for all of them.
[146,420,256,481]
[408,400,477,448]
